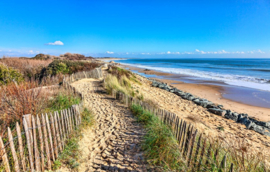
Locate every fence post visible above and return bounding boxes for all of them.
[56,111,64,150]
[50,113,58,158]
[45,113,55,161]
[23,118,34,172]
[197,138,207,171]
[0,136,10,172]
[8,127,20,172]
[41,114,51,170]
[16,122,26,171]
[193,134,202,169]
[31,116,41,171]
[54,112,62,152]
[36,116,45,172]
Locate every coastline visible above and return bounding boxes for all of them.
[119,63,270,122]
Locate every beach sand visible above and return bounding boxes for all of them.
[120,64,270,122]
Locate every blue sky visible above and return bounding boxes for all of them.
[0,0,269,57]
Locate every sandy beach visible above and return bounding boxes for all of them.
[118,64,270,122]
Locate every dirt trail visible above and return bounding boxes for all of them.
[61,78,148,172]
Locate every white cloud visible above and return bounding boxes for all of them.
[126,52,129,54]
[258,49,265,54]
[29,50,34,54]
[46,41,64,45]
[195,49,200,52]
[167,51,171,54]
[106,51,114,54]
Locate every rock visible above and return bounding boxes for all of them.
[208,108,226,117]
[250,125,266,135]
[169,89,175,93]
[193,99,200,104]
[109,61,115,63]
[200,101,213,108]
[144,69,151,71]
[238,117,255,129]
[225,110,238,122]
[158,84,165,88]
[237,113,248,122]
[217,105,223,109]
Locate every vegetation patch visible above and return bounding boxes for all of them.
[41,60,99,77]
[0,63,24,85]
[130,104,186,171]
[53,108,95,171]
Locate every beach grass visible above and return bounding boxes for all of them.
[130,104,186,171]
[53,107,95,170]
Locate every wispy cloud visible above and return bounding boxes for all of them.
[106,51,114,54]
[45,41,64,45]
[29,50,34,54]
[258,49,265,54]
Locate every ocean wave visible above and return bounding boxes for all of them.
[121,62,270,92]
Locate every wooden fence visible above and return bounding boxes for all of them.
[0,102,83,172]
[0,67,103,171]
[111,89,243,172]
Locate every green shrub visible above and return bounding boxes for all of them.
[41,60,99,78]
[0,63,24,85]
[48,93,81,112]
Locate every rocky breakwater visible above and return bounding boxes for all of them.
[150,79,270,137]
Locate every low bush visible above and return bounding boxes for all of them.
[0,63,24,85]
[41,60,99,77]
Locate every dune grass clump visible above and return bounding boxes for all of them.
[130,104,186,171]
[104,74,134,95]
[108,66,141,84]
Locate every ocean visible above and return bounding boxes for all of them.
[115,58,270,92]
[114,58,270,108]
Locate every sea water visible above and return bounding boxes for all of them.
[114,58,270,108]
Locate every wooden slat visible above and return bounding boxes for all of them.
[184,125,193,158]
[214,148,219,167]
[36,115,45,171]
[220,155,227,170]
[205,144,212,166]
[65,109,71,134]
[16,122,26,171]
[68,109,73,131]
[8,127,20,172]
[60,110,66,140]
[50,113,58,158]
[179,121,186,146]
[54,112,62,152]
[41,114,51,170]
[23,118,34,172]
[180,123,189,153]
[57,111,64,149]
[45,113,55,161]
[69,108,75,129]
[193,134,202,168]
[229,163,234,172]
[188,129,198,166]
[32,116,41,171]
[178,119,183,144]
[197,138,207,171]
[0,136,10,172]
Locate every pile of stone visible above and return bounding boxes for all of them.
[150,79,270,136]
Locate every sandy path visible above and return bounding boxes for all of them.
[61,78,148,172]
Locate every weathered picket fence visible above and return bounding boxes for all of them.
[0,67,103,171]
[0,102,83,172]
[111,89,238,172]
